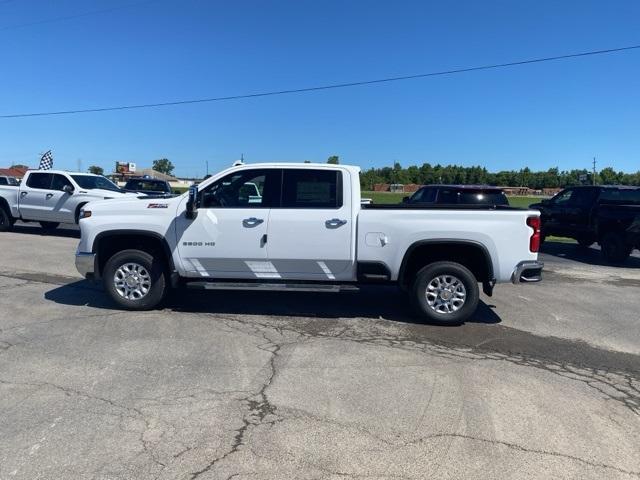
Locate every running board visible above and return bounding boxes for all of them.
[185,281,360,293]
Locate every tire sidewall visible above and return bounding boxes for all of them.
[601,233,630,263]
[412,262,480,325]
[0,208,12,232]
[103,249,167,310]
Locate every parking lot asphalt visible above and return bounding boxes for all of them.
[1,222,639,479]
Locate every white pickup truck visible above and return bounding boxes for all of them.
[74,163,543,324]
[0,170,136,231]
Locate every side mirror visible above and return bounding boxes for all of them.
[402,196,409,203]
[186,185,199,219]
[63,184,74,194]
[541,199,551,206]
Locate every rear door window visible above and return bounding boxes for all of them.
[436,189,458,204]
[599,189,640,204]
[26,173,53,190]
[281,169,342,208]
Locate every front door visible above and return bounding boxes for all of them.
[562,187,598,235]
[42,173,76,222]
[19,172,53,221]
[543,188,574,236]
[175,168,280,279]
[266,168,354,281]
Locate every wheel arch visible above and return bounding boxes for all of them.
[92,230,175,278]
[398,239,495,290]
[74,202,89,224]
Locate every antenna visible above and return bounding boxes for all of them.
[232,153,245,167]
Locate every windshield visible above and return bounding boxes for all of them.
[71,175,122,192]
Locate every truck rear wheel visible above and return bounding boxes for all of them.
[411,261,479,325]
[600,233,631,263]
[0,207,13,232]
[103,249,168,310]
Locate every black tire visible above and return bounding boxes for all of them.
[39,221,59,230]
[600,233,632,263]
[0,207,13,232]
[411,261,480,325]
[577,238,594,248]
[103,249,168,310]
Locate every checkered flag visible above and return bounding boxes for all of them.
[38,150,53,170]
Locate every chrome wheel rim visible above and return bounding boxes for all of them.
[114,263,151,300]
[425,274,466,314]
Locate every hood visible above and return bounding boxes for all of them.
[76,188,139,199]
[83,192,184,213]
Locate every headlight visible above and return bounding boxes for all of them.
[79,209,92,219]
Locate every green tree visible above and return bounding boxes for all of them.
[327,155,340,165]
[153,158,175,176]
[88,165,104,175]
[599,167,620,185]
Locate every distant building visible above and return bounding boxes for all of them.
[0,166,28,180]
[111,167,195,188]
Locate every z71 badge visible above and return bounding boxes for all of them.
[147,203,169,209]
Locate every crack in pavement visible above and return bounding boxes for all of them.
[184,314,640,479]
[188,325,289,480]
[213,314,640,417]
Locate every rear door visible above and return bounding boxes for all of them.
[175,168,280,278]
[266,168,354,281]
[19,172,53,220]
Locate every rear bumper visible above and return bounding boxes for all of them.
[75,251,96,279]
[511,260,544,284]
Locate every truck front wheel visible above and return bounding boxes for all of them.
[411,261,479,325]
[103,249,168,310]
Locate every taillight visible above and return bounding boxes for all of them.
[527,216,541,252]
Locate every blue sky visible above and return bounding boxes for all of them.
[1,0,639,177]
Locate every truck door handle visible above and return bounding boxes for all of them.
[46,193,54,199]
[325,218,347,229]
[242,217,264,228]
[20,192,28,197]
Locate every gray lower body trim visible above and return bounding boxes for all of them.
[187,258,352,279]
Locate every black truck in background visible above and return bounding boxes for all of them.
[530,185,640,263]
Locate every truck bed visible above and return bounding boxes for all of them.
[357,206,539,283]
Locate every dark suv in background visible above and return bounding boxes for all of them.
[530,185,640,262]
[404,185,510,206]
[123,177,173,196]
